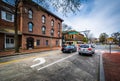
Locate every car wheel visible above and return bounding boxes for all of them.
[75,49,77,52]
[79,52,81,55]
[90,54,93,56]
[62,50,65,53]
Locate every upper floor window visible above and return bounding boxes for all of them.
[42,15,46,24]
[51,19,54,27]
[58,31,60,37]
[28,9,33,19]
[51,29,54,36]
[58,23,60,30]
[28,22,33,32]
[2,0,15,5]
[1,11,14,22]
[42,26,46,34]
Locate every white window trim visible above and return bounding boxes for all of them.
[1,10,14,22]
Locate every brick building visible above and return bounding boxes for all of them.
[0,0,63,51]
[62,30,84,45]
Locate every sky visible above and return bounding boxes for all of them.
[55,0,120,38]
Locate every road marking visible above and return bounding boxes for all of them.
[37,53,77,71]
[30,58,46,68]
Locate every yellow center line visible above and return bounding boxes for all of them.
[0,53,56,65]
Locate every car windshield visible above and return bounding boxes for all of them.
[66,46,72,48]
[80,45,89,48]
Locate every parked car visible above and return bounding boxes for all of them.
[61,45,77,53]
[78,44,95,55]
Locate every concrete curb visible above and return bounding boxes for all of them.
[99,53,105,81]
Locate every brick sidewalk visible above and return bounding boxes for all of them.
[0,47,61,57]
[103,53,120,81]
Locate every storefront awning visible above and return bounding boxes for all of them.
[68,31,79,35]
[0,28,22,35]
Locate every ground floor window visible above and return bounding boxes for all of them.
[46,40,48,46]
[5,36,14,48]
[36,40,40,46]
[56,40,58,46]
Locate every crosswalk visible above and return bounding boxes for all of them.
[95,49,119,54]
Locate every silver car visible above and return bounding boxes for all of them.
[78,44,95,55]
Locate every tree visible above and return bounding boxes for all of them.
[14,0,21,53]
[37,0,81,15]
[62,23,72,31]
[5,0,81,52]
[99,33,108,44]
[83,37,88,43]
[79,30,90,43]
[88,33,95,43]
[111,32,120,44]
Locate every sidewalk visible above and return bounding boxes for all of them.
[0,47,61,57]
[103,52,120,81]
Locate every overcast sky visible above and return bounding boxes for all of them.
[56,0,120,38]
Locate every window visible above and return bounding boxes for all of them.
[42,26,46,34]
[46,40,48,46]
[1,11,14,22]
[51,29,54,36]
[58,31,60,37]
[42,15,46,24]
[11,39,14,43]
[6,38,9,43]
[56,40,58,46]
[6,38,14,44]
[36,40,40,46]
[58,23,60,30]
[28,9,33,19]
[51,19,54,27]
[28,22,33,32]
[2,0,15,5]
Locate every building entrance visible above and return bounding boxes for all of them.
[27,37,34,49]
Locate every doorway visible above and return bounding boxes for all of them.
[27,37,34,49]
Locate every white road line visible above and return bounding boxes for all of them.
[96,49,118,53]
[30,58,46,68]
[37,53,77,71]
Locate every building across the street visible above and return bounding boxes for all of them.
[62,30,84,45]
[0,0,63,51]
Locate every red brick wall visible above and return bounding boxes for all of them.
[22,35,60,49]
[21,4,62,38]
[20,2,62,49]
[0,33,4,50]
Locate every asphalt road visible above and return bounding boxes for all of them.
[0,49,100,81]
